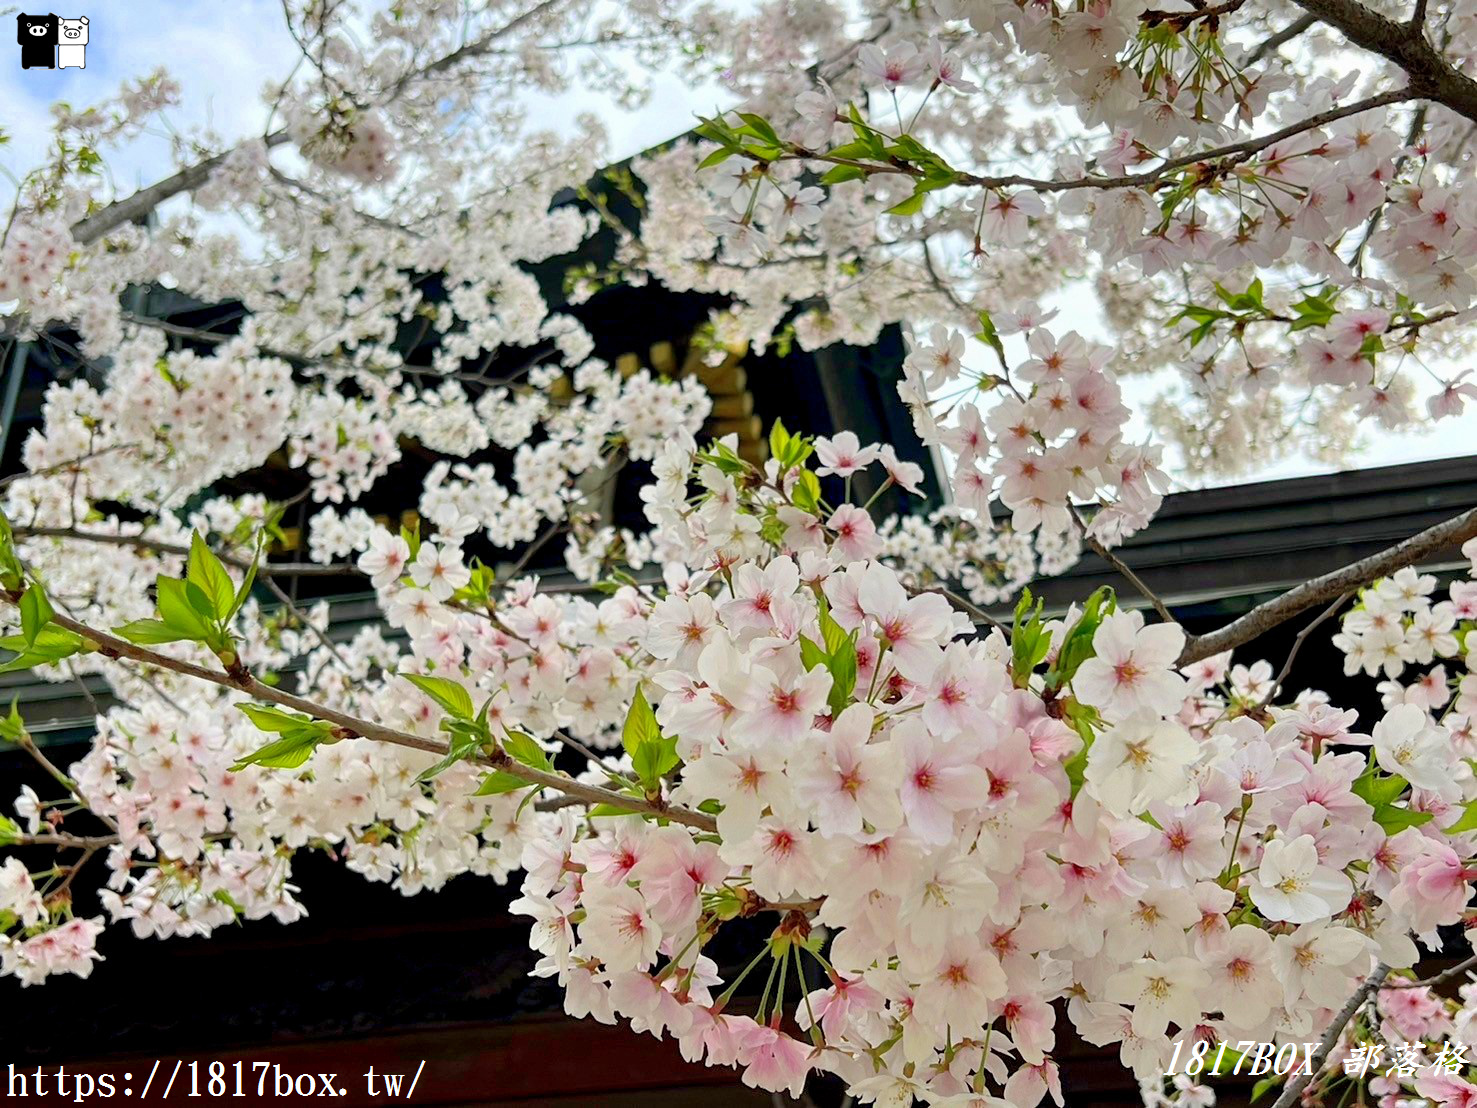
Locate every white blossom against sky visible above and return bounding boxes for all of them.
[3,1,1472,489]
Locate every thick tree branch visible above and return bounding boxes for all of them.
[1178,506,1477,664]
[1289,0,1477,121]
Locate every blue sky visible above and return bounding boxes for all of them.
[4,2,1473,487]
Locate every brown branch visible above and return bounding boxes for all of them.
[1387,953,1477,988]
[49,844,102,901]
[1178,506,1477,665]
[1270,963,1390,1108]
[32,606,717,832]
[1141,0,1247,32]
[0,444,144,490]
[1289,0,1477,121]
[70,131,291,245]
[68,1,568,246]
[15,832,119,850]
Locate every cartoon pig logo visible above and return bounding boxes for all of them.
[57,16,86,69]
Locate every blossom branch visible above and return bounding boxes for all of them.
[69,0,568,246]
[780,89,1416,195]
[1178,506,1477,665]
[27,606,719,832]
[15,832,119,850]
[1270,962,1390,1108]
[70,131,292,245]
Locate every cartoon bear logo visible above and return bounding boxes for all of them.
[57,16,86,69]
[17,13,58,70]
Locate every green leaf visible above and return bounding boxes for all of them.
[1010,589,1050,687]
[237,703,319,733]
[791,469,821,514]
[502,729,553,772]
[632,731,680,788]
[1445,798,1477,834]
[155,576,215,640]
[697,146,737,170]
[114,618,197,645]
[416,736,480,782]
[819,164,866,185]
[230,729,326,772]
[587,801,644,818]
[516,784,547,818]
[1352,770,1407,808]
[798,634,829,672]
[976,310,1008,369]
[19,584,53,648]
[404,674,475,721]
[187,532,236,619]
[226,538,262,621]
[621,686,661,758]
[0,815,21,846]
[0,699,25,743]
[1373,805,1434,833]
[622,686,676,789]
[769,418,792,468]
[1062,708,1097,798]
[885,188,927,217]
[1048,586,1116,689]
[819,606,850,657]
[827,636,857,716]
[474,770,531,796]
[736,112,780,147]
[0,625,84,672]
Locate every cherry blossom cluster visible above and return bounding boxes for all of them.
[485,434,1477,1105]
[899,319,1168,545]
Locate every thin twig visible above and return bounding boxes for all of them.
[15,732,118,833]
[1387,953,1477,989]
[14,526,363,577]
[49,844,101,900]
[1246,12,1319,64]
[1071,506,1176,626]
[1257,592,1351,707]
[264,576,358,678]
[915,585,1010,639]
[766,89,1414,195]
